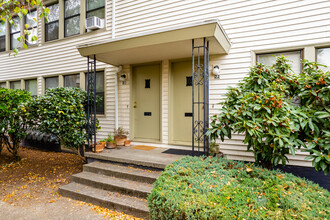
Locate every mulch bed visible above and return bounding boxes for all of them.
[0,146,142,219]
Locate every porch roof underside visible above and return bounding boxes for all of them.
[77,19,231,66]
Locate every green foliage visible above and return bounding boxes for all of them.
[296,61,330,174]
[0,0,48,54]
[148,156,330,220]
[207,57,302,168]
[0,88,32,160]
[27,87,89,151]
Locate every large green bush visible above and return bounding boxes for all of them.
[206,57,302,168]
[0,88,32,160]
[148,156,329,219]
[296,61,330,174]
[207,57,330,174]
[27,87,90,152]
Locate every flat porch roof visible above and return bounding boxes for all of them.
[77,19,231,66]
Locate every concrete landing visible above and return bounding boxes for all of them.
[85,146,186,169]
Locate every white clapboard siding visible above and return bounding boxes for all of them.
[0,0,329,166]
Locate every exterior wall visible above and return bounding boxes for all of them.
[1,0,329,166]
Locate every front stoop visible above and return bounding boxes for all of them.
[59,161,162,219]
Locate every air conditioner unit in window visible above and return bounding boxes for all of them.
[86,16,104,30]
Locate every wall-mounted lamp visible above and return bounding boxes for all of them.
[119,74,127,85]
[213,65,220,79]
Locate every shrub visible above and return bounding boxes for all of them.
[27,87,91,152]
[296,61,330,174]
[206,57,302,168]
[0,88,32,160]
[148,156,329,219]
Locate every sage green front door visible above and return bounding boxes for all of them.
[132,64,161,141]
[171,60,204,145]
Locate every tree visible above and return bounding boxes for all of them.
[0,0,48,54]
[0,88,32,160]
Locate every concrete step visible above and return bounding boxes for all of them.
[59,182,149,219]
[72,172,153,199]
[83,162,161,184]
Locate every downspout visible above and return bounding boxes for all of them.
[115,66,122,130]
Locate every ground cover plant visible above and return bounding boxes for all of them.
[148,156,330,219]
[207,57,329,174]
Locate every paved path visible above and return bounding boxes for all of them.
[0,199,110,220]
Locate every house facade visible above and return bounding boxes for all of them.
[0,0,329,167]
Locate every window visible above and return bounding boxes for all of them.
[257,50,302,73]
[316,48,330,72]
[65,0,80,37]
[86,0,105,19]
[10,81,21,90]
[85,71,104,114]
[0,82,6,88]
[0,22,5,52]
[25,10,38,46]
[45,3,59,42]
[10,17,21,49]
[45,77,59,90]
[64,74,80,87]
[25,79,38,96]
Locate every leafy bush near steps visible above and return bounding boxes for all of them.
[148,156,329,220]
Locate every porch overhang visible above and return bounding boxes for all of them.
[77,19,231,65]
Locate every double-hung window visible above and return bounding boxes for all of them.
[45,3,59,42]
[25,79,38,96]
[64,0,80,37]
[86,0,105,19]
[25,10,38,45]
[257,50,302,73]
[0,22,5,52]
[10,17,21,50]
[316,48,330,72]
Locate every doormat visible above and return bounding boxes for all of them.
[162,149,204,156]
[130,145,157,151]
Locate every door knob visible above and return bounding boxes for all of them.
[133,105,137,108]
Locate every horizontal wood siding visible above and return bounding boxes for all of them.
[0,0,329,166]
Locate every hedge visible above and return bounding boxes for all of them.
[148,156,329,219]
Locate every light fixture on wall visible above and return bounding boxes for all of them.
[213,65,221,79]
[119,74,127,85]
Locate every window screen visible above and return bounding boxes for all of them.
[45,3,59,42]
[257,51,302,73]
[316,48,330,72]
[0,82,6,88]
[45,77,59,90]
[64,74,80,88]
[25,79,38,96]
[65,0,80,37]
[10,81,21,90]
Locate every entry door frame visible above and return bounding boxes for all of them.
[168,58,192,146]
[129,62,162,143]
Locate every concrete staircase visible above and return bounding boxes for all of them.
[59,161,162,219]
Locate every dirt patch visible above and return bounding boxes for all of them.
[0,147,142,219]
